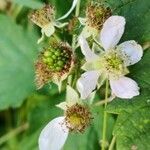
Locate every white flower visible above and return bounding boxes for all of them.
[39,86,91,150]
[29,0,78,43]
[77,16,143,99]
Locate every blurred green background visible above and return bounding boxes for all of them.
[0,0,150,150]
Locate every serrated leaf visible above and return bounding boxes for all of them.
[0,14,38,110]
[114,107,150,150]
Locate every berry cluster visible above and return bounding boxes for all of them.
[42,47,70,72]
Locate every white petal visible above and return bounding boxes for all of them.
[77,71,100,99]
[79,36,99,61]
[82,61,97,71]
[110,77,140,99]
[42,23,55,37]
[100,16,126,50]
[66,85,79,104]
[57,0,78,21]
[117,40,143,66]
[39,117,69,150]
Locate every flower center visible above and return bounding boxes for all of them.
[29,5,55,28]
[42,44,72,72]
[65,103,92,132]
[86,2,111,30]
[100,50,129,78]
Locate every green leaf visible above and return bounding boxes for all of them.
[12,0,44,9]
[0,14,38,110]
[114,107,150,150]
[17,93,63,150]
[107,0,150,43]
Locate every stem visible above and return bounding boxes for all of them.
[108,136,116,150]
[72,0,81,50]
[102,79,109,150]
[75,0,81,17]
[53,33,61,42]
[12,4,23,20]
[0,123,29,145]
[95,99,110,106]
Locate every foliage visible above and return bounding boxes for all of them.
[0,0,149,150]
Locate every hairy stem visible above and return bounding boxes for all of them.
[102,79,109,150]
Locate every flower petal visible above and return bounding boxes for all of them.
[79,36,99,61]
[66,85,79,104]
[42,23,55,37]
[39,117,69,150]
[77,71,100,99]
[100,16,126,50]
[82,61,97,71]
[110,76,140,99]
[117,40,143,66]
[57,0,78,21]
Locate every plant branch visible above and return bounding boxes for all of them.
[108,136,116,150]
[101,79,109,150]
[72,0,80,50]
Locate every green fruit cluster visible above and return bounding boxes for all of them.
[42,48,70,71]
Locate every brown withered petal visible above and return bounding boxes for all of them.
[28,4,55,28]
[86,2,111,30]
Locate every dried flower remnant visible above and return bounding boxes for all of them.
[86,2,111,31]
[35,42,74,89]
[79,2,111,38]
[29,0,78,43]
[68,16,81,35]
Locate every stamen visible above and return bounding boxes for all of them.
[29,5,55,28]
[86,2,111,30]
[64,103,92,132]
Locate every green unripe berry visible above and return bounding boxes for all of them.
[55,51,61,56]
[57,60,64,66]
[47,58,53,63]
[52,55,57,59]
[44,51,51,57]
[56,67,62,71]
